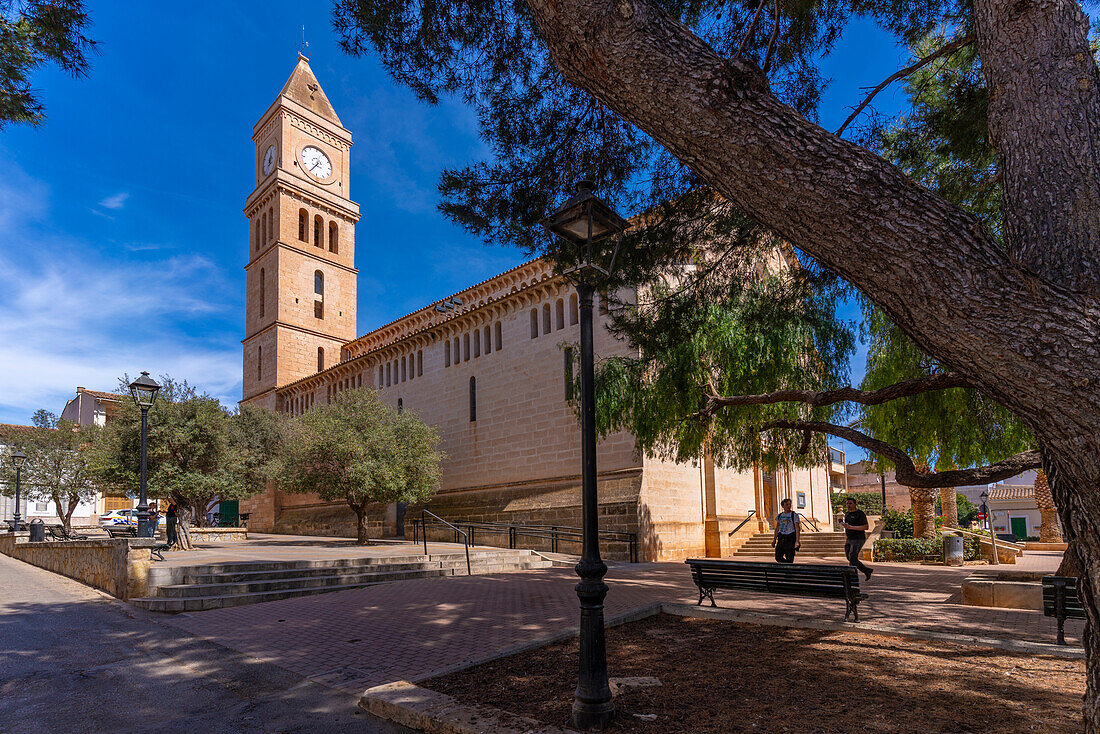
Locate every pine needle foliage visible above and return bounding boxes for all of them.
[0,0,96,127]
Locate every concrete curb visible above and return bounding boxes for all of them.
[361,681,578,734]
[659,602,1085,659]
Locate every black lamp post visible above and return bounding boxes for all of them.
[542,180,629,731]
[129,371,161,538]
[11,449,26,532]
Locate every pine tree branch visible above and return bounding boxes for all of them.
[706,372,970,412]
[735,1,766,59]
[762,0,781,73]
[760,419,1041,488]
[835,33,974,136]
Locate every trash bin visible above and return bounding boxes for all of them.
[943,534,964,566]
[28,519,45,542]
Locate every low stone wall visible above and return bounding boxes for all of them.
[188,527,247,543]
[1024,542,1068,552]
[961,570,1044,610]
[0,535,150,600]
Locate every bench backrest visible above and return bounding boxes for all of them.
[686,559,859,599]
[1043,576,1086,620]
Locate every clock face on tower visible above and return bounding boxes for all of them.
[301,146,333,180]
[262,144,277,176]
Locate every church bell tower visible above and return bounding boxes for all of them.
[242,55,359,410]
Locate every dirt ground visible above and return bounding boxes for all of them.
[426,614,1085,733]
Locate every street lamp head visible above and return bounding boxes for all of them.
[129,371,161,409]
[11,449,26,468]
[542,180,629,247]
[980,490,989,502]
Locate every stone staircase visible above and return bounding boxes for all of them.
[131,548,552,613]
[731,531,849,559]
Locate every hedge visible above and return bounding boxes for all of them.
[873,535,982,563]
[830,492,884,516]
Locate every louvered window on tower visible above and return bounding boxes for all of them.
[299,209,308,241]
[564,347,574,400]
[314,270,324,319]
[313,215,323,247]
[495,322,503,351]
[329,222,339,254]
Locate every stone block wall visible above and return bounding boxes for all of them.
[0,537,150,600]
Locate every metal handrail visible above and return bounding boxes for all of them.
[801,514,820,532]
[413,516,638,563]
[420,509,471,575]
[727,510,757,537]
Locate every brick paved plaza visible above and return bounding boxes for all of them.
[163,542,1081,698]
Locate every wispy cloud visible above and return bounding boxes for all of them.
[98,192,130,210]
[0,163,242,423]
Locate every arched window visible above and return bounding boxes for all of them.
[473,330,481,358]
[564,347,574,400]
[530,309,539,339]
[483,326,491,354]
[267,207,274,242]
[259,268,265,319]
[299,209,308,241]
[314,215,323,247]
[463,333,470,361]
[257,346,262,381]
[328,222,338,254]
[314,270,324,319]
[260,212,267,246]
[494,322,503,351]
[542,303,551,335]
[445,340,451,367]
[317,347,324,372]
[417,350,423,376]
[254,219,260,251]
[378,365,384,384]
[569,294,579,325]
[453,337,460,362]
[556,299,565,330]
[386,362,391,387]
[469,376,476,422]
[401,356,407,382]
[397,398,403,414]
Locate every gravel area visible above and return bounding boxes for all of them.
[426,614,1085,733]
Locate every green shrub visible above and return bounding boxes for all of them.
[882,508,913,538]
[874,535,982,562]
[831,492,884,516]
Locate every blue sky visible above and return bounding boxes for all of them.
[0,2,912,460]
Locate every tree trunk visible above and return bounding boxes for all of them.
[353,501,371,545]
[1034,470,1064,543]
[520,0,1100,726]
[910,488,937,540]
[174,499,194,550]
[939,488,958,529]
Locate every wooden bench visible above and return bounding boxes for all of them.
[1043,576,1085,645]
[686,558,868,622]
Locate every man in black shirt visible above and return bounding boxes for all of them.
[839,497,873,580]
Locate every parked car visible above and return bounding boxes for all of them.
[98,510,165,527]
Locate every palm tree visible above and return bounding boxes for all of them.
[1034,470,1062,543]
[909,462,937,539]
[939,487,958,528]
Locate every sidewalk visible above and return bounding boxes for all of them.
[0,553,404,733]
[166,554,1083,698]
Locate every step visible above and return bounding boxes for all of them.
[164,549,536,577]
[165,560,553,598]
[131,582,386,612]
[183,559,468,584]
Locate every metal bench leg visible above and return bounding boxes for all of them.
[1057,616,1066,646]
[845,597,858,623]
[696,587,716,607]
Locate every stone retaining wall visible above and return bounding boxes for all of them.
[0,535,150,600]
[188,527,247,542]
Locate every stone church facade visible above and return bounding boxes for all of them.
[239,57,833,561]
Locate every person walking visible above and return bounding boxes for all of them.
[839,497,873,580]
[771,498,801,563]
[165,502,178,548]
